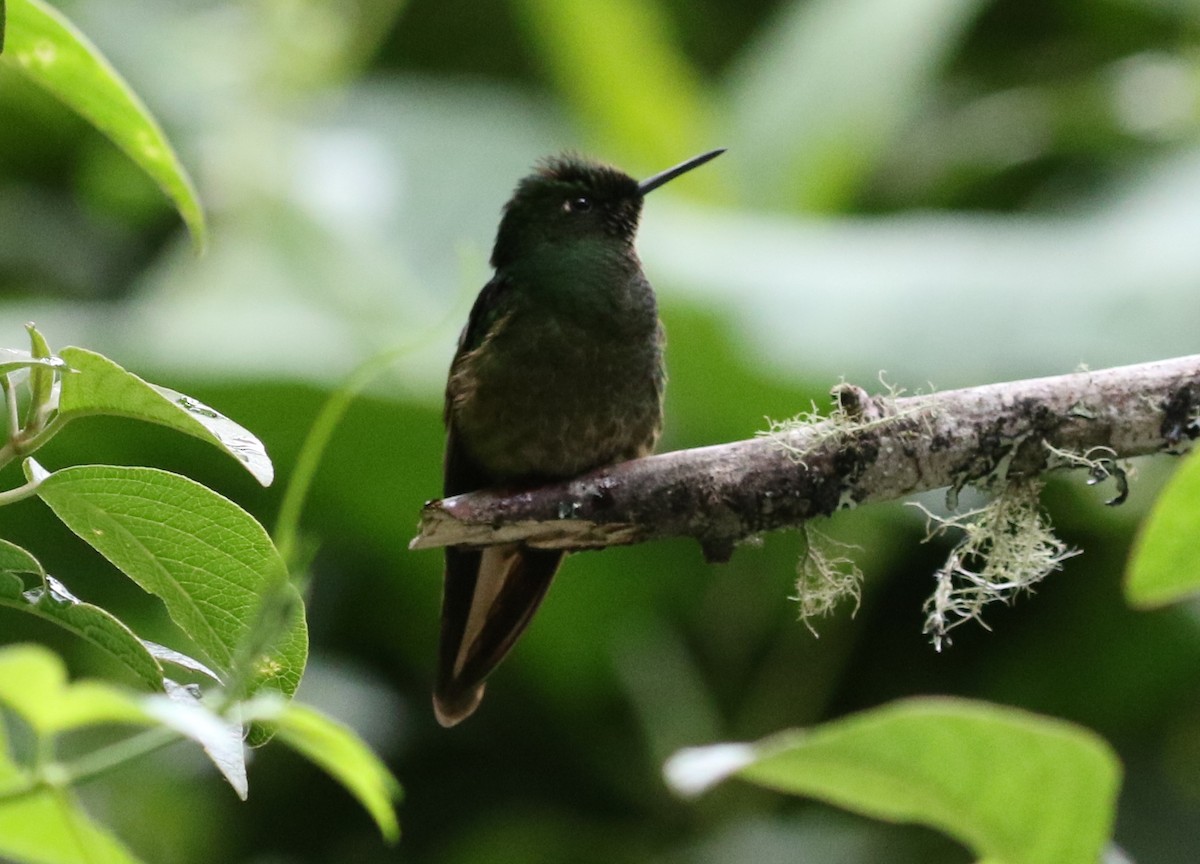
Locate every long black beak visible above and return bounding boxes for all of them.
[637,148,725,195]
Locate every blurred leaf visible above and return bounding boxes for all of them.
[0,786,149,864]
[58,346,274,486]
[0,569,165,690]
[266,698,401,842]
[665,697,1120,864]
[514,0,714,178]
[0,0,205,247]
[33,464,307,699]
[143,681,247,799]
[724,0,986,210]
[259,0,408,88]
[0,643,147,735]
[0,645,246,802]
[1126,448,1200,607]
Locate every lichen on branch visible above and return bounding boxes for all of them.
[913,481,1078,650]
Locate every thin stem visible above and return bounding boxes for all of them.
[271,268,471,566]
[0,414,66,474]
[218,581,297,708]
[1,373,18,441]
[0,372,24,472]
[17,413,66,455]
[273,333,451,567]
[272,355,383,567]
[0,472,46,507]
[0,726,181,804]
[55,726,179,788]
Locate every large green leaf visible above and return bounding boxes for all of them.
[0,786,149,864]
[266,699,402,842]
[0,0,205,247]
[1126,448,1200,607]
[665,698,1120,864]
[33,464,306,700]
[58,347,273,486]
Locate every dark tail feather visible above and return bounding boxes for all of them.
[434,543,563,726]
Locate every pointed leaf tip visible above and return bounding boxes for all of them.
[263,700,402,842]
[663,743,756,797]
[58,347,274,486]
[1,0,206,246]
[144,683,247,799]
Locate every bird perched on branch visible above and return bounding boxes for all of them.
[435,148,725,726]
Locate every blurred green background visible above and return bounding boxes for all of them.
[2,0,1199,860]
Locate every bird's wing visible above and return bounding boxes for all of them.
[435,274,563,726]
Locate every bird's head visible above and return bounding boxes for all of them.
[490,149,724,270]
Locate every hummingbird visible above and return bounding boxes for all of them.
[435,147,725,727]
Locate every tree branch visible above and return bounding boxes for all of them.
[410,355,1200,562]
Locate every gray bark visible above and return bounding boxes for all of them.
[411,355,1200,562]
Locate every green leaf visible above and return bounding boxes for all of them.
[514,0,714,181]
[266,699,401,842]
[0,569,165,691]
[1126,448,1200,607]
[34,465,307,700]
[724,0,986,210]
[0,0,205,247]
[665,697,1120,864]
[0,644,148,736]
[0,786,149,864]
[0,535,42,575]
[58,346,274,486]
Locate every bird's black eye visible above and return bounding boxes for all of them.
[564,196,592,213]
